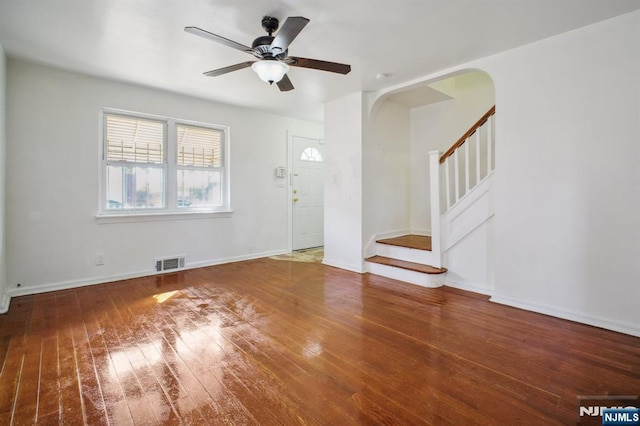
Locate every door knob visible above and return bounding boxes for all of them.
[293,197,299,202]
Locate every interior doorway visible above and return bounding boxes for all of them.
[290,135,324,251]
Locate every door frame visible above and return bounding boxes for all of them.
[287,132,325,252]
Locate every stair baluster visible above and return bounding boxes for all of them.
[438,105,495,213]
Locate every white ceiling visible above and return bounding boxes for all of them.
[1,0,638,122]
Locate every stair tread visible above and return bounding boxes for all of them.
[366,256,447,274]
[377,235,432,251]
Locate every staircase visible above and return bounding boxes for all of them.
[364,106,496,289]
[365,235,447,287]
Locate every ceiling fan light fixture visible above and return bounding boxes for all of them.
[186,16,350,92]
[252,60,289,84]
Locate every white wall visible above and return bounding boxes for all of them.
[363,100,411,252]
[480,11,640,335]
[370,10,639,336]
[6,59,322,296]
[323,92,364,272]
[410,72,494,232]
[0,43,7,312]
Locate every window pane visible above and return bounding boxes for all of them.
[106,114,164,163]
[106,165,164,209]
[300,147,323,162]
[177,169,222,208]
[177,124,222,167]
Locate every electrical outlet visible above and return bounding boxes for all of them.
[95,253,105,266]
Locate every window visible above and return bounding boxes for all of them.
[100,110,229,217]
[300,147,323,162]
[104,114,166,210]
[176,124,223,209]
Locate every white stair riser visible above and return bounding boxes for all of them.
[365,262,445,288]
[375,243,438,265]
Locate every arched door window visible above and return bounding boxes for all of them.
[300,147,323,162]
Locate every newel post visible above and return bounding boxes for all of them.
[429,151,442,268]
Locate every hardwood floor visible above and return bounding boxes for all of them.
[377,235,432,251]
[0,258,638,425]
[365,255,447,274]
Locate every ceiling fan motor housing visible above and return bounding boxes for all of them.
[252,35,274,52]
[252,36,288,59]
[253,17,289,58]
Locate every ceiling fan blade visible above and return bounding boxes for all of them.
[203,61,255,77]
[270,17,310,54]
[185,26,253,54]
[288,57,351,74]
[277,74,294,92]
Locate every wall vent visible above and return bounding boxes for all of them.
[154,256,186,272]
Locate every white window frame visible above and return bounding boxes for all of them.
[97,108,231,223]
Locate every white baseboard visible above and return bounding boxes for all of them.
[6,249,289,299]
[376,229,414,240]
[0,292,10,314]
[187,249,287,269]
[445,280,492,296]
[490,295,640,338]
[322,258,364,274]
[363,229,412,258]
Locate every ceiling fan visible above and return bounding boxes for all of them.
[185,16,351,92]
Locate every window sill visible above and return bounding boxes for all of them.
[96,210,233,224]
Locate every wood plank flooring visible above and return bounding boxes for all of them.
[377,235,432,251]
[365,255,447,274]
[0,258,638,425]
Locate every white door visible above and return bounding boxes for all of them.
[292,137,324,250]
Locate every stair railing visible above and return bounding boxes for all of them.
[428,106,495,265]
[436,106,495,212]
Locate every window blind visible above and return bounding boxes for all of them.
[177,124,222,168]
[106,114,164,163]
